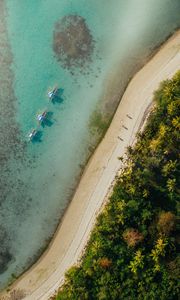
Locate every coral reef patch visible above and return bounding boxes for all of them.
[53,15,95,71]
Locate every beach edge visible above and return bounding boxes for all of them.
[1,30,180,300]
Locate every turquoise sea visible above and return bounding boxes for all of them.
[0,0,180,289]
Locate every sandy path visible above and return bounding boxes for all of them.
[1,31,180,300]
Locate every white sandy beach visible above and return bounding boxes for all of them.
[1,30,180,300]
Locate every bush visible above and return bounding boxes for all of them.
[123,228,144,247]
[157,211,176,235]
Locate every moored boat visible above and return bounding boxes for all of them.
[37,110,47,123]
[28,129,37,141]
[48,87,58,100]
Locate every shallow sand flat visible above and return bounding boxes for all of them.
[1,30,180,300]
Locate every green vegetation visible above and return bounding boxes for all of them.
[89,110,110,136]
[55,71,180,300]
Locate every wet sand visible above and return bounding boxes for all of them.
[1,30,180,300]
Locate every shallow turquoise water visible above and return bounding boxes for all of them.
[0,0,180,289]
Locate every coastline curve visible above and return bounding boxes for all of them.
[1,30,180,300]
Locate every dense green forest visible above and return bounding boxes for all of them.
[54,71,180,300]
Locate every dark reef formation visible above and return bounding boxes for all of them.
[0,0,30,278]
[0,0,26,203]
[53,15,95,71]
[0,226,12,274]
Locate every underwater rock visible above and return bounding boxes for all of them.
[0,250,12,274]
[0,225,13,273]
[53,15,95,70]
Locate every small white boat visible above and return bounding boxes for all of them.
[37,111,47,123]
[28,129,37,141]
[48,87,58,100]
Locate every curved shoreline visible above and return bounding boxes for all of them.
[1,31,180,300]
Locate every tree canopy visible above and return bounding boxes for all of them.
[54,70,180,300]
